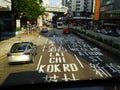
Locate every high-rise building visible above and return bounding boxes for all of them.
[62,0,93,17]
[72,0,93,17]
[100,0,120,28]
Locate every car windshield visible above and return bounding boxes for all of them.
[10,43,27,53]
[57,23,62,26]
[0,0,120,89]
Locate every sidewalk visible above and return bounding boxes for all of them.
[0,31,39,59]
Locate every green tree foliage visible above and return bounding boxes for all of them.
[12,0,45,20]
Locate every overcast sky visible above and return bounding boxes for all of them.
[49,0,61,7]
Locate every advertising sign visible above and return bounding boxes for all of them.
[16,19,20,27]
[95,0,100,20]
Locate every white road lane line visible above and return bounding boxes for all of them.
[45,38,48,44]
[74,54,84,68]
[42,45,46,52]
[36,55,43,70]
[38,35,41,38]
[100,67,112,77]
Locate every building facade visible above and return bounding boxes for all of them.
[100,0,120,28]
[62,0,93,18]
[0,0,15,40]
[71,0,93,17]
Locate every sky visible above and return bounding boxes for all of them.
[49,0,61,7]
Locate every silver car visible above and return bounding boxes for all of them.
[7,42,37,65]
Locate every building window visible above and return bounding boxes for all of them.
[76,8,80,10]
[76,1,80,3]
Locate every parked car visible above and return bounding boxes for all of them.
[7,42,37,65]
[41,28,48,33]
[101,29,108,35]
[63,29,71,34]
[110,32,120,37]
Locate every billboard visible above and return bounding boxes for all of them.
[0,0,12,11]
[94,0,100,20]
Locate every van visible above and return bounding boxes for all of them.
[57,21,63,29]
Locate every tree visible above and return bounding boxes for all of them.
[12,0,45,20]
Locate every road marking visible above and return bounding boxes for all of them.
[42,45,46,52]
[89,63,103,77]
[38,35,41,38]
[74,54,84,68]
[101,67,112,77]
[95,63,112,77]
[45,38,48,44]
[50,74,59,82]
[67,44,72,50]
[62,74,70,81]
[36,55,42,70]
[106,63,119,73]
[71,73,79,81]
[43,75,51,82]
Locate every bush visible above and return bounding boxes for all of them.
[72,28,120,50]
[112,43,120,50]
[96,36,103,42]
[86,33,95,38]
[103,39,113,46]
[16,27,22,31]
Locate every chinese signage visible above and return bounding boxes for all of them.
[94,0,100,20]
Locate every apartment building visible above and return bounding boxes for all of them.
[100,0,120,28]
[72,0,93,17]
[62,0,93,17]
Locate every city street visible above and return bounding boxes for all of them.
[0,28,120,85]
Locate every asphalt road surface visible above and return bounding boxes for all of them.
[0,28,120,85]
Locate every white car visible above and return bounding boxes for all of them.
[7,42,37,65]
